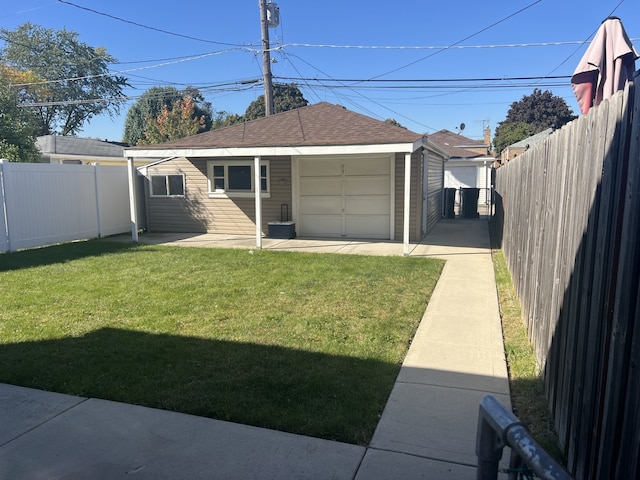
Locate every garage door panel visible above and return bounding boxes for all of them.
[445,166,477,188]
[298,216,342,237]
[298,156,391,239]
[300,158,342,176]
[299,196,342,215]
[344,177,389,195]
[344,157,389,175]
[300,177,342,195]
[346,195,389,214]
[346,215,389,238]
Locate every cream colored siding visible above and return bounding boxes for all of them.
[145,156,292,234]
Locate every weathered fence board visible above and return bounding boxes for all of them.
[494,72,640,479]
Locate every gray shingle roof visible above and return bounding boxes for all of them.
[508,128,554,149]
[37,135,125,157]
[129,102,422,150]
[427,130,488,158]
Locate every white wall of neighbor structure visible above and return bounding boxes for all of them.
[0,161,132,252]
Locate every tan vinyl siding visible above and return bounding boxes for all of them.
[393,151,423,242]
[145,156,292,234]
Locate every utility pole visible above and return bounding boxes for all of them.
[259,0,274,116]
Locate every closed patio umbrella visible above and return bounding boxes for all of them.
[571,16,638,115]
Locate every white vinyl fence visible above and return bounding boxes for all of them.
[0,160,133,252]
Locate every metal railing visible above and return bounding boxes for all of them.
[476,395,572,480]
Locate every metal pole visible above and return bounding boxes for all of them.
[259,0,274,116]
[476,395,572,480]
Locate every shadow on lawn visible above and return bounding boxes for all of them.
[0,240,144,272]
[0,327,397,445]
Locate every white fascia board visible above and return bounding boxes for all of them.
[448,155,495,163]
[47,153,125,163]
[123,143,418,159]
[419,138,450,159]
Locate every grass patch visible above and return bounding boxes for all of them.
[489,223,564,462]
[0,240,443,445]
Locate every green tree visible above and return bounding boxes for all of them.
[0,68,40,162]
[211,111,243,129]
[0,22,129,136]
[493,89,576,156]
[385,118,406,128]
[243,83,308,121]
[123,86,213,145]
[492,122,534,156]
[141,96,206,145]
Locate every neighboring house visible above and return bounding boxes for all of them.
[429,128,494,207]
[500,128,554,163]
[123,102,449,249]
[37,135,149,167]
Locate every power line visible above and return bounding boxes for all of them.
[56,0,257,47]
[17,79,262,107]
[365,0,545,81]
[273,39,639,51]
[274,75,571,84]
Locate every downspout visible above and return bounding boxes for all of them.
[126,156,139,242]
[254,156,263,249]
[403,152,411,256]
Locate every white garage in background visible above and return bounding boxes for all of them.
[445,165,476,190]
[296,154,392,239]
[429,128,495,207]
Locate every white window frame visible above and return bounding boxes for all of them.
[207,160,270,198]
[149,174,186,197]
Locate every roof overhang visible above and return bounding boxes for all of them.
[124,142,423,159]
[45,153,128,163]
[124,132,453,160]
[447,155,495,163]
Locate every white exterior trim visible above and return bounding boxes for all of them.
[124,143,418,159]
[403,153,411,256]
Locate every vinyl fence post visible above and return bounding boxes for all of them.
[126,157,139,242]
[0,160,10,252]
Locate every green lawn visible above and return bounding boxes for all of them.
[0,240,443,445]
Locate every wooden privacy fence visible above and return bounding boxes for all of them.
[494,72,640,479]
[0,161,136,252]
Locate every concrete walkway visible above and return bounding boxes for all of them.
[0,219,510,479]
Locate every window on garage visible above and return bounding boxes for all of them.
[208,161,269,197]
[150,174,185,197]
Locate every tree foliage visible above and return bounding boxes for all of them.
[123,86,212,145]
[493,89,576,156]
[0,68,40,162]
[243,83,308,121]
[0,22,129,136]
[140,96,206,145]
[385,118,406,129]
[492,122,534,156]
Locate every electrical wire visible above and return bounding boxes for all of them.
[56,0,258,48]
[363,0,545,81]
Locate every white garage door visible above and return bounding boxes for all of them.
[445,166,477,189]
[297,156,391,239]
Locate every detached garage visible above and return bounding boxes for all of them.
[124,102,448,252]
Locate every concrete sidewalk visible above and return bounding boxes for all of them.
[0,219,510,479]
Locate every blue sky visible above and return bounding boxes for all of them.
[2,0,638,143]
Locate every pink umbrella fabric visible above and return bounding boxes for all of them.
[571,17,639,115]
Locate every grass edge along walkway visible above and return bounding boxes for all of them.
[489,227,565,463]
